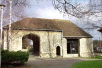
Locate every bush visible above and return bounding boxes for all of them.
[1,50,29,64]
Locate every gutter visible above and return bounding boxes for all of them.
[63,36,93,38]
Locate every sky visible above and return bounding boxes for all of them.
[23,0,101,40]
[25,0,78,19]
[0,0,101,40]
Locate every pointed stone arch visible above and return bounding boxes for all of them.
[22,34,40,56]
[56,46,61,56]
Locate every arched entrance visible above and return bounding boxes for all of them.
[22,34,40,56]
[56,46,60,56]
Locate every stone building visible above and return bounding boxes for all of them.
[3,18,94,58]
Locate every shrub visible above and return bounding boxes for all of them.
[1,50,29,64]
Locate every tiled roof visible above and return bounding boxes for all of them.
[5,17,92,38]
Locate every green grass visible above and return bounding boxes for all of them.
[93,56,102,59]
[72,60,102,68]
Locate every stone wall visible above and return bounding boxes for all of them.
[62,38,94,57]
[62,38,79,58]
[3,30,63,58]
[3,30,94,58]
[80,38,94,57]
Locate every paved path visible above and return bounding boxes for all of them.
[14,55,101,68]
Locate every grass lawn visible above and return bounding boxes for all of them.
[72,60,102,68]
[92,56,102,59]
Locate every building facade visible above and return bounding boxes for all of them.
[3,18,94,58]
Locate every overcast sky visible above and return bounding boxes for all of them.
[23,0,101,40]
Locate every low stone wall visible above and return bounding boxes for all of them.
[63,54,79,58]
[94,53,102,56]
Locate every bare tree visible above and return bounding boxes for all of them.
[1,0,30,50]
[1,0,30,26]
[52,0,102,28]
[1,0,102,28]
[33,0,102,28]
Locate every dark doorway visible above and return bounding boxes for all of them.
[67,43,70,53]
[56,46,60,56]
[67,39,79,54]
[22,34,40,56]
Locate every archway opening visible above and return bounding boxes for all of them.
[22,34,40,56]
[67,39,79,54]
[56,46,60,56]
[22,38,33,49]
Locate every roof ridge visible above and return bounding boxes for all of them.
[25,17,71,21]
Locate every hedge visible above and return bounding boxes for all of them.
[1,50,29,64]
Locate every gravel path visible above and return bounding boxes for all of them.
[14,55,101,68]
